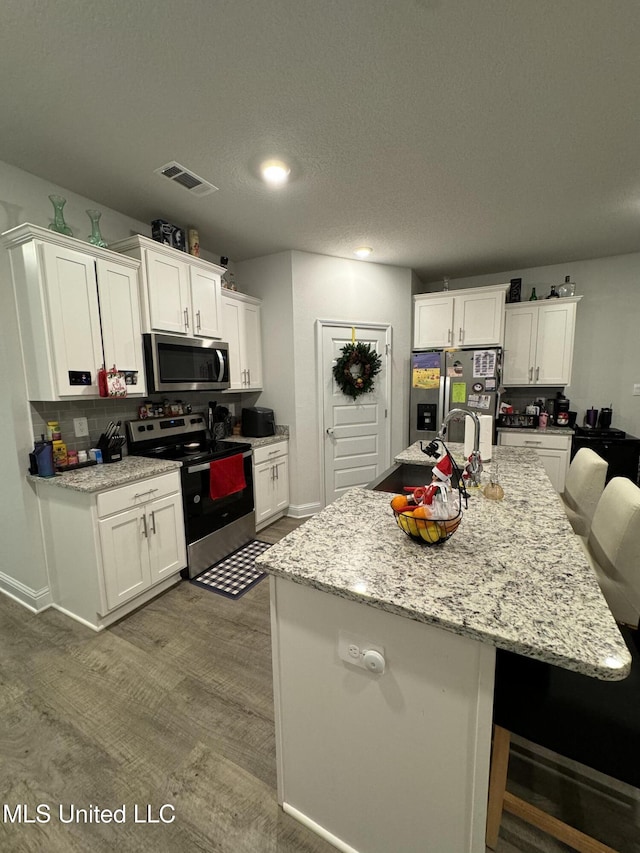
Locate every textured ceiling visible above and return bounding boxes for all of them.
[2,0,640,281]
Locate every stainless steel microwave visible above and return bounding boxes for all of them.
[143,334,230,393]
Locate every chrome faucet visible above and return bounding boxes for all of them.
[438,408,483,487]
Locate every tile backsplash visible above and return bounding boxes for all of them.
[30,391,258,455]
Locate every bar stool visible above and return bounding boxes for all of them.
[560,447,608,537]
[487,477,640,851]
[581,476,640,628]
[487,625,640,852]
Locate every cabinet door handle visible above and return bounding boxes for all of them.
[149,511,156,534]
[524,440,543,445]
[184,308,189,330]
[247,368,251,386]
[447,328,452,344]
[459,327,463,343]
[196,309,201,332]
[529,367,533,382]
[274,464,279,481]
[535,366,540,381]
[326,427,335,436]
[133,488,158,500]
[141,515,148,538]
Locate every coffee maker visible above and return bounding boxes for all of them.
[552,392,570,426]
[597,407,613,430]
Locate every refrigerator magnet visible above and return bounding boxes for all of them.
[484,377,497,392]
[472,382,484,392]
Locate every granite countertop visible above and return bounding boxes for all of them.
[225,430,289,449]
[257,441,630,681]
[496,426,575,436]
[28,456,182,493]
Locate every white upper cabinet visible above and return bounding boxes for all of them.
[503,297,581,386]
[111,235,223,339]
[2,223,145,400]
[221,291,263,391]
[413,284,509,348]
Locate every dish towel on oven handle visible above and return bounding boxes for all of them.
[209,454,247,501]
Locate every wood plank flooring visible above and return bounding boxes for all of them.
[0,515,638,852]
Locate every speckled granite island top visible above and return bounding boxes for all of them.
[257,442,631,680]
[29,456,182,493]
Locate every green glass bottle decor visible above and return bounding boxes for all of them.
[529,287,538,301]
[48,194,73,236]
[86,209,108,248]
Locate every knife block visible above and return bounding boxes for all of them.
[97,434,123,463]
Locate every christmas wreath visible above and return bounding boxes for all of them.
[332,341,382,400]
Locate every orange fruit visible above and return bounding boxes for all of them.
[390,494,409,512]
[413,505,432,519]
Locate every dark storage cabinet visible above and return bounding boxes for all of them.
[571,430,640,485]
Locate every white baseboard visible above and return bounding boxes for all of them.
[0,572,52,613]
[282,802,360,853]
[287,502,321,519]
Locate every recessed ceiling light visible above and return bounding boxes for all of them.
[260,159,291,186]
[354,247,373,259]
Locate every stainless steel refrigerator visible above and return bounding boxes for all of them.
[409,347,503,446]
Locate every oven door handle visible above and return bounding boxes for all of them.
[186,451,252,475]
[215,349,226,383]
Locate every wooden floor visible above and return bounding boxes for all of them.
[1,515,638,853]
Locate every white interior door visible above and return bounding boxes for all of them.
[321,324,390,506]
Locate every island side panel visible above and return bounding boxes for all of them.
[270,575,496,853]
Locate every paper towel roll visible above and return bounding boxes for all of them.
[464,414,493,462]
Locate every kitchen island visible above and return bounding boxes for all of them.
[256,443,629,853]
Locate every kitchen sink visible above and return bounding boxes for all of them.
[366,462,434,494]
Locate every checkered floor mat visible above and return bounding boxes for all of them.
[190,540,272,599]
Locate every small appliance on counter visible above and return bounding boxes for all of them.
[551,392,570,426]
[598,406,613,430]
[29,437,55,477]
[208,401,232,440]
[242,406,276,438]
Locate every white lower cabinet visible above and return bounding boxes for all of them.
[37,471,186,630]
[253,441,289,530]
[498,431,572,492]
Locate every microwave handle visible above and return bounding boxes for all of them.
[186,450,252,475]
[215,349,226,383]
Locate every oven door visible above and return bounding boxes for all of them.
[144,333,230,392]
[181,450,254,545]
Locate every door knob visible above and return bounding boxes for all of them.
[326,428,335,436]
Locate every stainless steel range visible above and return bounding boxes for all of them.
[126,414,254,578]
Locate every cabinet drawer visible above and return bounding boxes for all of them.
[96,471,181,518]
[499,432,572,451]
[253,440,288,466]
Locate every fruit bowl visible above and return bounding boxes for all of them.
[391,500,462,545]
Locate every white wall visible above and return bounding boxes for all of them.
[242,251,411,513]
[423,256,640,436]
[238,250,413,513]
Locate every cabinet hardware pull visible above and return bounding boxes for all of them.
[535,366,540,381]
[459,327,463,342]
[184,308,189,330]
[447,328,452,344]
[524,440,542,445]
[141,515,148,538]
[275,465,279,480]
[149,511,156,534]
[133,488,159,500]
[247,368,251,386]
[326,427,335,436]
[196,310,201,332]
[528,367,533,382]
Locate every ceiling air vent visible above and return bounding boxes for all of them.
[154,161,219,197]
